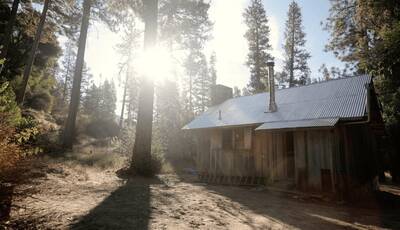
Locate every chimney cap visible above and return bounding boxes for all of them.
[267,61,275,67]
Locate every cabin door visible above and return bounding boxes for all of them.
[286,132,295,179]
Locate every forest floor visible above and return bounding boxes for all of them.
[1,153,400,230]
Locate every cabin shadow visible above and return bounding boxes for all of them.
[166,155,400,229]
[209,183,400,229]
[70,176,162,230]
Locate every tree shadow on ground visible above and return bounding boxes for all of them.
[0,159,48,223]
[70,176,163,230]
[166,157,400,229]
[207,184,400,229]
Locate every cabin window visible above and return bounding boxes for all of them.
[222,129,233,149]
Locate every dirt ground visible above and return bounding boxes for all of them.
[1,157,400,230]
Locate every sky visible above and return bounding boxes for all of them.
[83,0,344,96]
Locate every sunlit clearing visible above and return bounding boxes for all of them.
[135,46,174,82]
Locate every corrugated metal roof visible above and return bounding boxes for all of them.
[255,118,339,131]
[183,75,371,130]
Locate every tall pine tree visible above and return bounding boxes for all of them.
[63,0,92,148]
[82,79,116,121]
[282,1,311,87]
[193,53,212,114]
[155,80,182,157]
[243,0,272,93]
[60,39,77,102]
[209,51,217,86]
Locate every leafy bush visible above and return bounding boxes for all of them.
[26,92,53,112]
[0,82,21,125]
[0,82,42,175]
[85,119,120,138]
[0,114,40,176]
[15,117,40,146]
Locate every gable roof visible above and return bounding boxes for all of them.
[183,75,372,130]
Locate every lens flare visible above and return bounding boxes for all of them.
[135,46,173,82]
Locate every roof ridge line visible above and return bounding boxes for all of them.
[260,117,340,124]
[230,75,370,100]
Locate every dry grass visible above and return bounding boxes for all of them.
[52,147,129,171]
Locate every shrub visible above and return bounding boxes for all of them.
[114,126,164,177]
[0,115,23,175]
[113,126,135,156]
[129,153,163,177]
[15,118,39,146]
[0,82,42,176]
[59,150,127,170]
[85,119,120,138]
[26,92,53,112]
[0,82,21,125]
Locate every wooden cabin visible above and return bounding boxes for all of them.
[183,64,384,194]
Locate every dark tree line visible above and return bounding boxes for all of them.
[325,0,400,182]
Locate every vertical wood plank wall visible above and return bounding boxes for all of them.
[195,125,378,192]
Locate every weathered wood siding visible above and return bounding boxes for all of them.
[195,124,379,193]
[294,131,307,189]
[253,132,288,182]
[196,128,256,178]
[195,130,211,175]
[301,130,336,191]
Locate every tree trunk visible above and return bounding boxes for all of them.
[63,55,72,101]
[189,74,193,113]
[119,72,129,128]
[17,0,51,104]
[62,0,92,148]
[0,0,20,74]
[130,0,158,175]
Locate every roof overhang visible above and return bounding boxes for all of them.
[255,118,339,131]
[182,122,261,130]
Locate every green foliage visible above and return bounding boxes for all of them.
[0,86,40,174]
[85,119,120,139]
[83,80,117,122]
[159,0,212,51]
[244,0,273,93]
[282,1,311,87]
[15,117,39,146]
[325,0,400,181]
[80,80,119,139]
[183,51,213,115]
[27,92,54,112]
[0,1,61,82]
[155,80,184,156]
[0,82,21,125]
